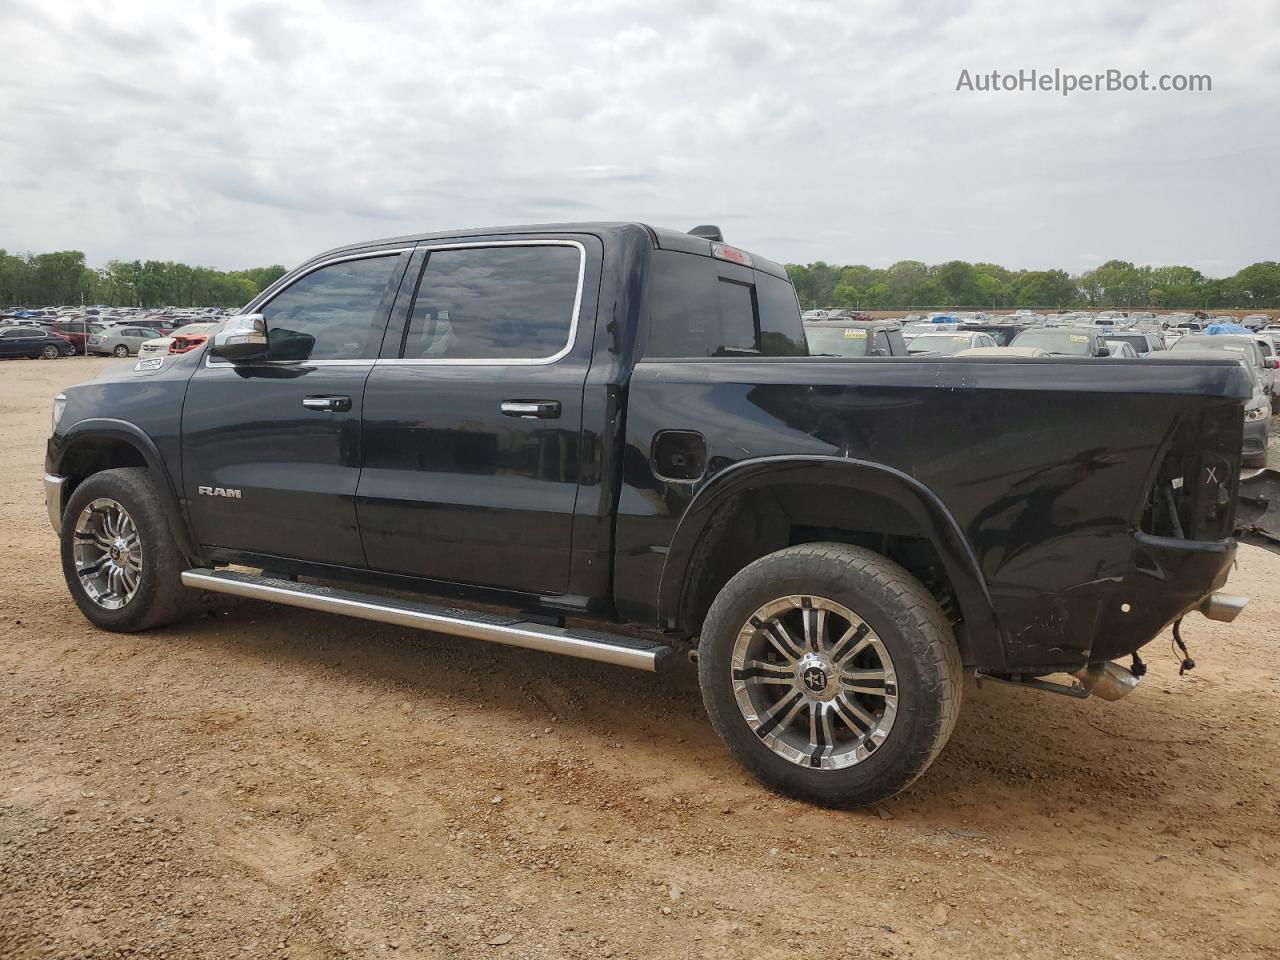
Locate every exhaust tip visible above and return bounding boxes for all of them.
[1071,661,1141,702]
[1200,592,1248,623]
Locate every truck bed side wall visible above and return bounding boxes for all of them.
[616,357,1243,670]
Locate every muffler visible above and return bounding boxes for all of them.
[1071,661,1142,701]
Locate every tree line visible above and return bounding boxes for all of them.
[0,250,288,309]
[7,247,1280,313]
[786,258,1280,311]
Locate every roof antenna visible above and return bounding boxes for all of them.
[688,225,724,242]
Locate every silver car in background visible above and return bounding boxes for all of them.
[87,325,162,357]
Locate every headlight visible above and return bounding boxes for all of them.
[1247,405,1269,421]
[51,393,67,433]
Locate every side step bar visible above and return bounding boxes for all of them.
[181,568,674,673]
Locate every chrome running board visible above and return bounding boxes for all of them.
[181,568,673,673]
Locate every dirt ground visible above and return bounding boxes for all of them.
[2,357,1278,960]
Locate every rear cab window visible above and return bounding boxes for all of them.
[644,250,807,358]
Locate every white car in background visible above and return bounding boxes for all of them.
[906,330,999,355]
[902,321,957,342]
[1105,340,1141,359]
[955,346,1051,358]
[137,321,224,358]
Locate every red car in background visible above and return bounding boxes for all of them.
[168,332,210,354]
[46,321,97,355]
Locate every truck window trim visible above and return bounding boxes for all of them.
[213,240,588,369]
[381,239,587,367]
[208,248,414,368]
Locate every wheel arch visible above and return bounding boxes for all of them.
[52,419,200,561]
[656,456,1003,668]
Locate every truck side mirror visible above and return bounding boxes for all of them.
[209,314,268,362]
[1096,346,1111,357]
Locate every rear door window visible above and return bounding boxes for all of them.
[399,244,582,360]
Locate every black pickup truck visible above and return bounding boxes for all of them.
[44,222,1275,807]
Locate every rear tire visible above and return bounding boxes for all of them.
[60,468,199,632]
[698,543,962,808]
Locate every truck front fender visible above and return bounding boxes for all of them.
[50,418,201,562]
[657,455,1004,668]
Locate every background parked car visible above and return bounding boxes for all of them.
[137,321,224,358]
[87,326,162,357]
[954,346,1051,358]
[1252,336,1280,407]
[906,330,999,355]
[1105,340,1141,359]
[803,319,909,357]
[168,330,213,354]
[0,325,74,359]
[1105,331,1166,357]
[44,321,96,355]
[1009,327,1113,357]
[1170,334,1275,400]
[956,323,1026,346]
[1150,349,1271,466]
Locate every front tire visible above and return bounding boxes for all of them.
[41,344,60,359]
[60,468,198,632]
[113,344,130,357]
[698,543,962,808]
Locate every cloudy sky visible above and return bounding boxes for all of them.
[2,0,1277,275]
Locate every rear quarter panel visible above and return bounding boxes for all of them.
[618,356,1248,668]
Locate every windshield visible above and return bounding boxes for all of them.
[804,325,872,357]
[1010,329,1094,356]
[907,334,973,355]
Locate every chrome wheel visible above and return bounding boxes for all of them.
[113,344,130,357]
[42,344,59,359]
[731,595,898,770]
[73,498,143,609]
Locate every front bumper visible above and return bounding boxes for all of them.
[44,474,66,533]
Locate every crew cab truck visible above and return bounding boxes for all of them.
[45,222,1263,808]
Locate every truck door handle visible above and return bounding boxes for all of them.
[501,400,561,419]
[302,395,352,412]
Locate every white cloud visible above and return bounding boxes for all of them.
[0,0,1276,274]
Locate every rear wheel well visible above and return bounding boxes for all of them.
[678,484,967,656]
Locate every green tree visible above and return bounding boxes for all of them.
[884,260,929,307]
[1228,262,1280,306]
[1012,270,1078,307]
[935,261,981,306]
